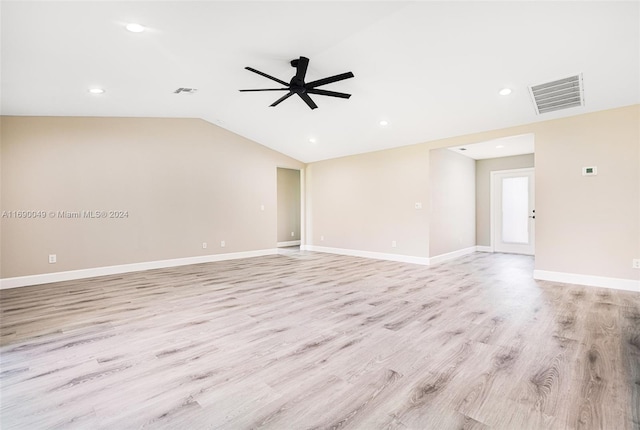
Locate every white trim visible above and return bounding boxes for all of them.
[476,245,494,253]
[304,245,429,265]
[0,249,278,290]
[277,240,301,247]
[302,245,488,266]
[429,246,477,265]
[300,167,306,250]
[534,270,640,293]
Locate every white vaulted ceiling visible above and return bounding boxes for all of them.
[1,1,638,163]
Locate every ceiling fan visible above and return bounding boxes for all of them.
[239,56,354,110]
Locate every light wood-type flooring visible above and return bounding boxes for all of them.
[1,251,639,429]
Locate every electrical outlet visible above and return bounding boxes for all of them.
[291,231,295,237]
[260,204,265,211]
[633,259,640,269]
[415,202,422,210]
[391,241,397,248]
[320,236,324,241]
[202,242,207,249]
[220,240,226,248]
[48,254,56,264]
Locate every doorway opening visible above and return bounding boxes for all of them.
[277,168,301,249]
[446,133,535,255]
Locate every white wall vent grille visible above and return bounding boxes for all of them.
[528,74,584,115]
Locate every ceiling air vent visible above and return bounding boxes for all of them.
[173,87,198,94]
[528,74,584,115]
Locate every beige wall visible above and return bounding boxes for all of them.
[307,105,639,281]
[277,168,301,243]
[476,154,535,247]
[306,144,430,258]
[2,105,638,283]
[429,148,476,257]
[535,107,639,280]
[0,116,303,278]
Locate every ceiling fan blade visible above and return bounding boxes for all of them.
[298,92,318,110]
[295,56,310,82]
[244,67,289,86]
[239,88,289,92]
[270,91,294,107]
[306,72,354,89]
[306,88,351,99]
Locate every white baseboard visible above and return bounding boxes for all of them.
[303,245,429,265]
[429,246,478,265]
[476,245,493,253]
[277,240,301,247]
[534,270,640,293]
[0,249,279,290]
[302,245,482,266]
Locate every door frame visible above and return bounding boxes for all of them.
[276,167,303,248]
[490,167,535,255]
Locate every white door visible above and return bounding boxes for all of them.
[491,168,535,255]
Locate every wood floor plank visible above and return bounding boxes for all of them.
[1,251,638,429]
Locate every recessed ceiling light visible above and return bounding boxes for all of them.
[125,23,145,33]
[309,138,317,144]
[499,88,512,96]
[88,88,105,94]
[496,145,505,149]
[379,120,389,126]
